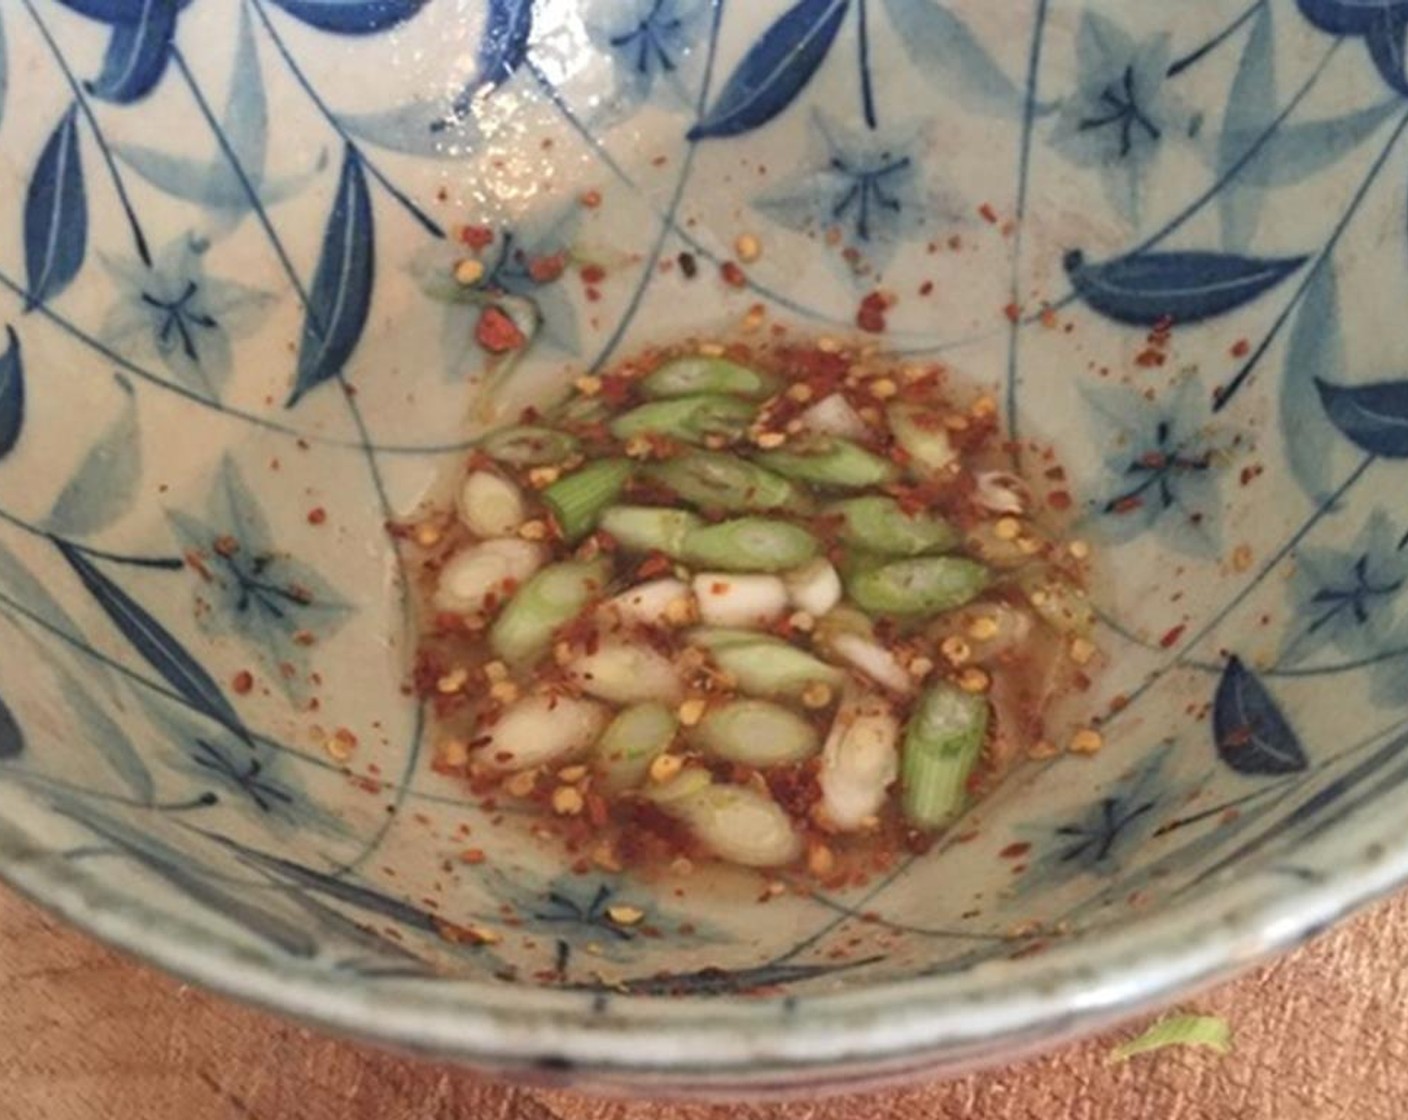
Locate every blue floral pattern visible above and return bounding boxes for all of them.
[4,1,1408,1077]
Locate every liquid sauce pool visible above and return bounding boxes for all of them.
[408,336,1102,885]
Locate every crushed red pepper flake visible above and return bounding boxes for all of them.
[475,306,526,354]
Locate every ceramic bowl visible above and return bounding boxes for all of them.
[2,0,1408,1095]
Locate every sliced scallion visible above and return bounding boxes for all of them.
[692,572,789,628]
[683,518,820,573]
[542,458,632,542]
[825,496,959,556]
[783,558,843,617]
[477,692,609,773]
[887,403,957,476]
[593,702,678,793]
[755,438,899,489]
[567,640,683,705]
[819,687,901,831]
[645,451,806,513]
[489,558,612,666]
[434,539,545,615]
[901,684,989,829]
[599,506,702,555]
[641,356,778,400]
[846,556,989,617]
[652,779,803,868]
[691,630,844,700]
[482,425,580,466]
[458,471,528,538]
[608,394,756,444]
[690,699,821,765]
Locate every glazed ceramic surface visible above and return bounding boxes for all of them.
[2,0,1408,1093]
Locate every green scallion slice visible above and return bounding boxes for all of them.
[846,556,989,616]
[489,558,611,666]
[482,425,580,466]
[645,451,808,514]
[901,684,989,829]
[599,506,702,555]
[825,496,959,556]
[641,356,779,400]
[542,459,632,542]
[683,518,820,573]
[690,699,821,765]
[755,438,899,489]
[593,702,679,793]
[608,394,756,444]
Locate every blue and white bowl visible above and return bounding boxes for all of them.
[2,0,1407,1094]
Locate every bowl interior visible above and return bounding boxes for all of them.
[1,0,1407,1087]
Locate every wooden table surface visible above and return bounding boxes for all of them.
[2,883,1406,1120]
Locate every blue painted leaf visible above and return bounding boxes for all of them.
[1213,656,1308,776]
[1316,377,1408,456]
[211,834,439,932]
[1282,264,1344,499]
[0,327,22,460]
[47,375,140,537]
[57,542,249,743]
[1235,100,1399,187]
[1218,4,1276,250]
[0,691,21,758]
[287,145,373,406]
[24,105,87,311]
[265,0,428,35]
[1298,0,1408,35]
[52,0,152,20]
[688,0,850,141]
[59,665,153,801]
[881,0,1028,118]
[85,0,177,104]
[0,6,9,136]
[1064,248,1307,326]
[603,956,882,996]
[479,0,533,88]
[1367,11,1408,96]
[50,801,316,957]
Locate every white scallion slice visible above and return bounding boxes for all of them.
[692,573,789,628]
[887,402,957,476]
[434,539,545,615]
[567,640,684,705]
[477,692,609,773]
[830,631,915,695]
[783,558,843,617]
[819,687,901,831]
[605,578,694,628]
[690,699,821,765]
[650,777,803,868]
[799,393,868,440]
[458,471,527,538]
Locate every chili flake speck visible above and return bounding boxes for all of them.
[475,306,526,354]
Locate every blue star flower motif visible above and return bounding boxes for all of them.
[1282,512,1408,673]
[756,114,945,276]
[587,0,711,118]
[472,870,723,974]
[99,235,275,402]
[137,692,346,838]
[411,207,582,380]
[1049,11,1192,223]
[168,457,352,703]
[1083,375,1227,558]
[1010,748,1180,896]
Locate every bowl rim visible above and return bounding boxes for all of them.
[1,782,1404,1088]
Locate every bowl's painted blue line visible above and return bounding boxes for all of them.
[1003,0,1051,451]
[583,0,728,377]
